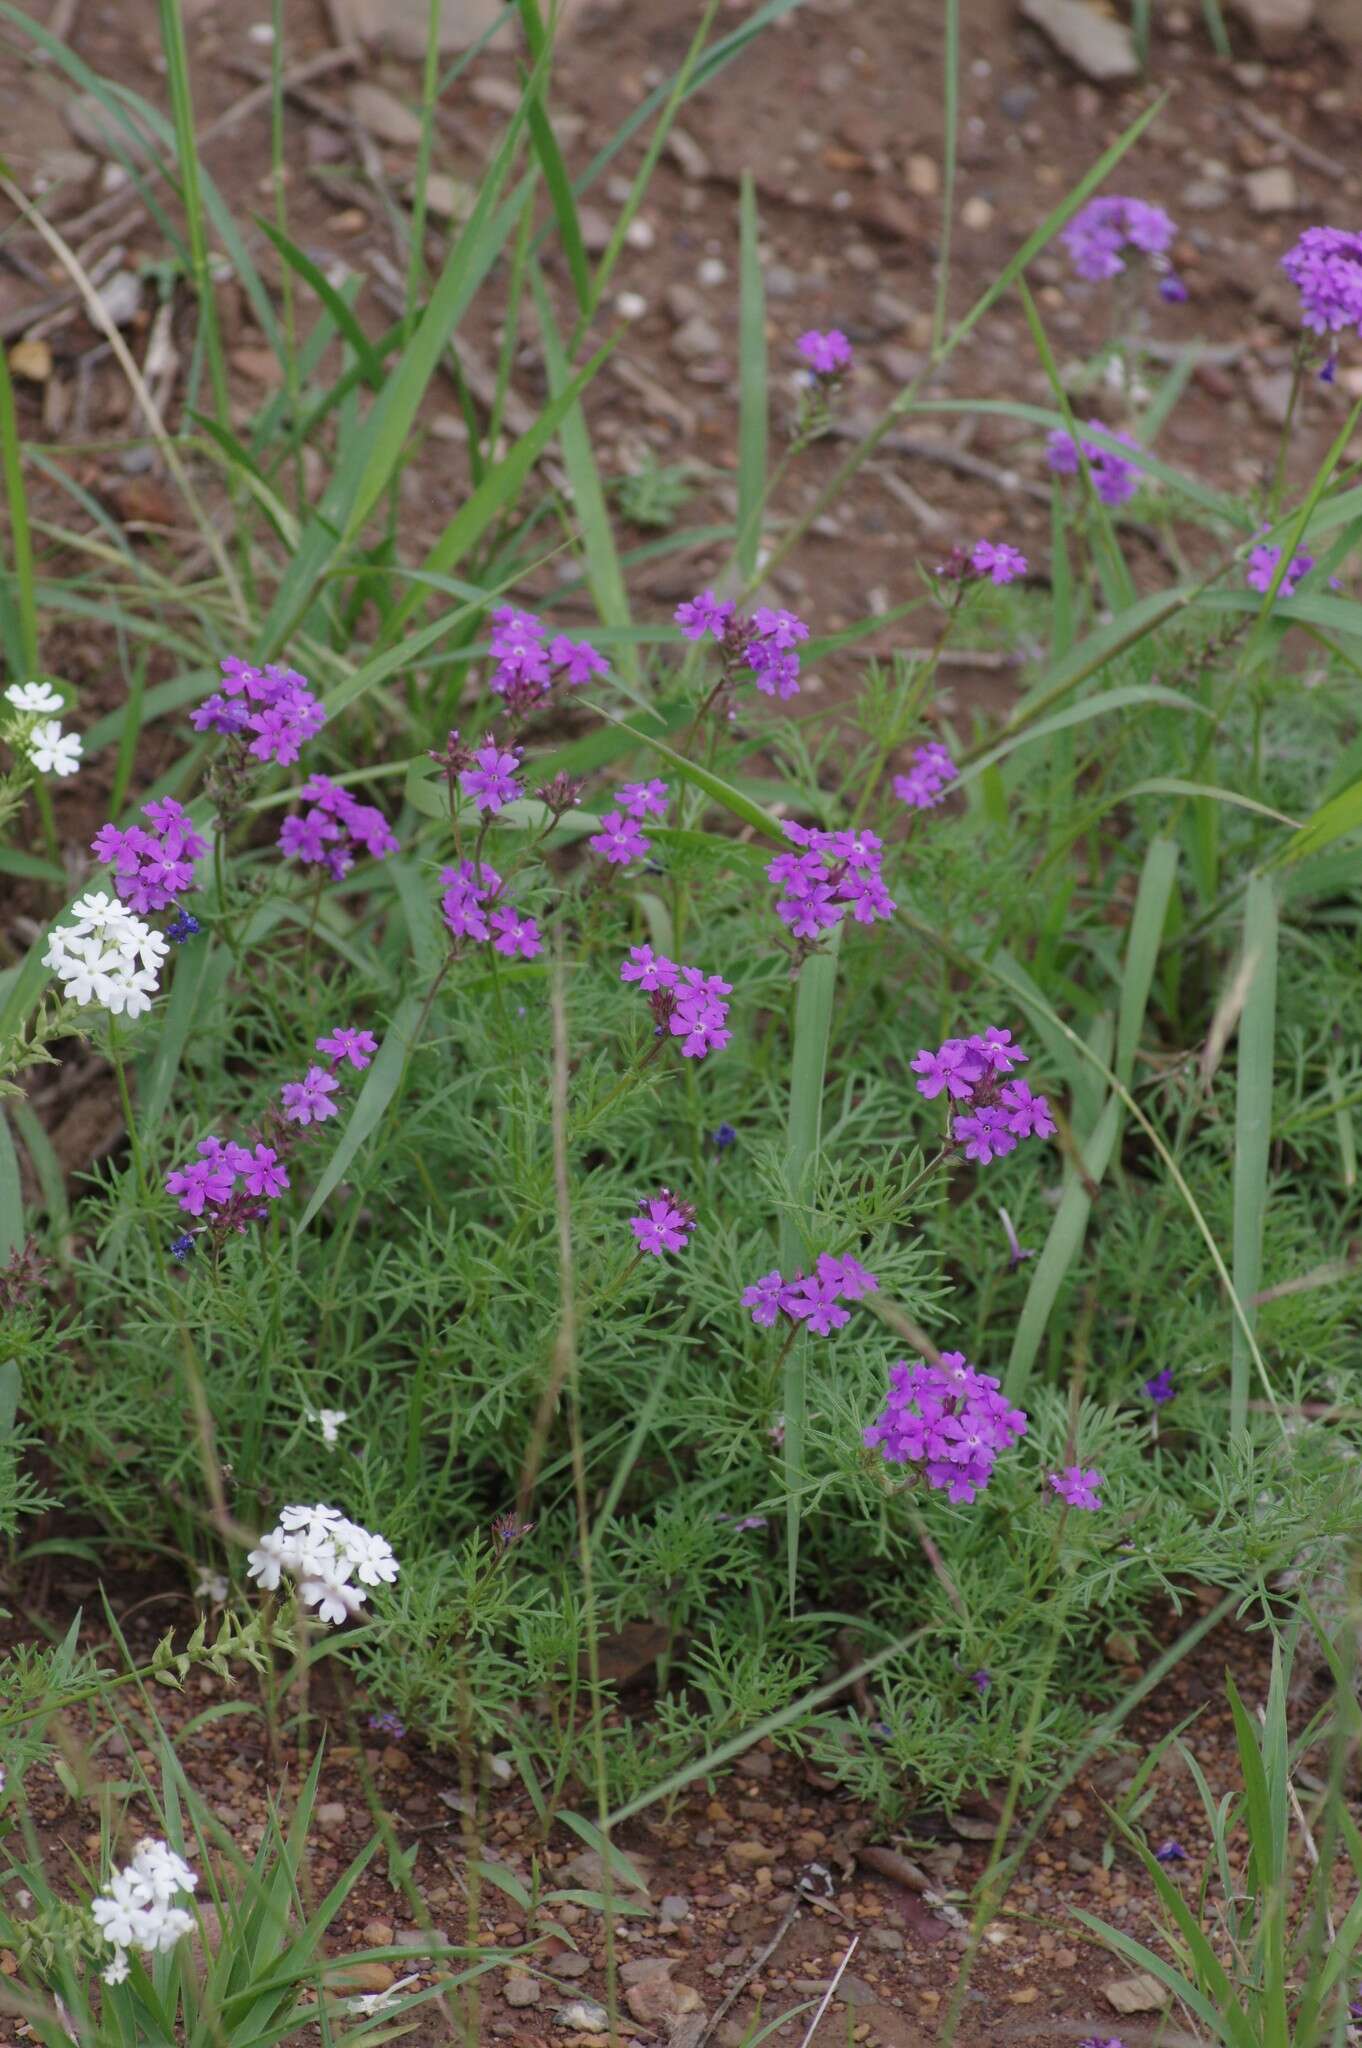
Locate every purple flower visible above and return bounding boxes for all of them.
[489,605,542,655]
[621,951,731,1059]
[1246,542,1314,597]
[674,589,735,641]
[1144,1368,1175,1406]
[91,800,209,916]
[1062,196,1176,282]
[620,944,677,991]
[169,1232,197,1261]
[713,1122,737,1149]
[548,633,610,686]
[1160,273,1188,303]
[461,743,524,815]
[1046,421,1144,506]
[489,906,543,958]
[316,1027,378,1071]
[618,779,669,819]
[368,1708,406,1740]
[797,328,853,375]
[239,1145,289,1198]
[751,607,810,652]
[954,1107,1018,1164]
[742,1254,878,1336]
[910,1042,977,1101]
[280,1065,340,1126]
[998,1080,1056,1139]
[1048,1465,1103,1512]
[970,539,1028,585]
[439,859,502,946]
[742,1270,786,1328]
[816,1251,878,1300]
[630,1190,696,1256]
[1281,226,1362,339]
[167,912,200,944]
[589,809,650,865]
[1154,1840,1186,1863]
[970,1669,991,1695]
[892,741,957,811]
[766,817,895,944]
[280,810,341,863]
[166,1158,236,1216]
[864,1352,1028,1504]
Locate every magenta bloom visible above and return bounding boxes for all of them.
[797,328,853,375]
[548,634,610,687]
[998,1079,1056,1139]
[954,1107,1018,1163]
[864,1352,1028,1505]
[1062,195,1176,282]
[280,1065,340,1126]
[766,816,895,944]
[620,950,731,1059]
[489,906,543,958]
[279,776,398,873]
[630,1191,696,1256]
[1048,1466,1104,1511]
[618,779,669,819]
[490,605,542,654]
[316,1026,378,1071]
[741,1270,786,1328]
[970,539,1028,585]
[165,1158,236,1216]
[461,743,523,815]
[1046,421,1143,506]
[619,944,677,991]
[589,810,650,865]
[240,1145,289,1198]
[191,658,326,766]
[1246,542,1314,597]
[893,741,957,811]
[742,1255,878,1336]
[1144,1368,1175,1405]
[91,798,209,916]
[674,589,735,641]
[1281,226,1362,339]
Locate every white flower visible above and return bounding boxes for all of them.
[45,907,162,1019]
[280,1502,345,1536]
[249,1506,398,1626]
[299,1569,367,1627]
[131,1838,197,1905]
[347,1974,422,2015]
[102,1950,130,1987]
[344,1527,399,1588]
[91,1839,197,1970]
[194,1570,229,1603]
[5,680,63,714]
[91,1872,144,1950]
[245,1527,295,1591]
[26,719,82,777]
[313,1408,348,1447]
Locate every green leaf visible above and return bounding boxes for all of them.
[295,996,421,1232]
[1269,769,1362,869]
[0,1104,21,1258]
[1230,874,1278,1436]
[734,171,767,583]
[555,1808,652,1895]
[591,706,786,841]
[1116,837,1178,1091]
[958,684,1211,784]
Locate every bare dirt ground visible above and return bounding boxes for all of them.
[3,0,1362,2039]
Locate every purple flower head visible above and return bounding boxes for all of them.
[490,641,552,709]
[166,1158,236,1217]
[548,634,610,687]
[1160,273,1188,303]
[742,1269,786,1329]
[620,944,677,991]
[742,1254,877,1335]
[797,329,853,376]
[1046,421,1144,506]
[589,809,650,865]
[316,1026,378,1071]
[240,1145,289,1198]
[280,1065,341,1127]
[618,778,669,819]
[168,911,201,944]
[1062,196,1176,282]
[1154,1840,1186,1864]
[1246,541,1315,597]
[970,539,1028,585]
[1144,1368,1175,1406]
[279,810,341,864]
[892,741,957,811]
[1048,1465,1104,1512]
[998,1079,1056,1139]
[169,1232,197,1262]
[622,951,731,1060]
[461,742,524,815]
[194,659,326,767]
[1281,226,1362,340]
[970,1669,991,1696]
[368,1709,406,1740]
[864,1352,1028,1503]
[751,607,810,653]
[713,1122,737,1150]
[954,1106,1018,1164]
[674,589,735,642]
[766,816,895,945]
[630,1189,697,1257]
[489,905,543,958]
[92,799,209,915]
[489,605,542,656]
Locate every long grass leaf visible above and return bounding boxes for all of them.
[295,996,421,1232]
[735,172,767,582]
[1230,873,1278,1436]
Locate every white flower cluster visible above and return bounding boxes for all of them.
[4,680,83,777]
[43,892,168,1019]
[90,1836,197,1987]
[246,1503,399,1627]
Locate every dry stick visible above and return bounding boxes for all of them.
[1236,104,1346,182]
[796,1934,860,2048]
[695,1893,803,2048]
[0,173,245,621]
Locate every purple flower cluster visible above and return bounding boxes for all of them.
[797,328,853,376]
[766,818,895,943]
[970,539,1028,585]
[892,742,957,812]
[619,946,732,1058]
[439,860,543,958]
[863,1352,1028,1505]
[1245,541,1314,597]
[91,800,209,916]
[189,657,327,765]
[164,1027,375,1251]
[674,592,810,701]
[1062,195,1177,282]
[742,1251,878,1337]
[630,1189,696,1256]
[461,740,524,815]
[278,774,398,876]
[1281,226,1362,340]
[1049,1465,1103,1511]
[1046,421,1144,506]
[1144,1368,1175,1405]
[911,1029,1055,1164]
[589,780,669,867]
[485,605,610,714]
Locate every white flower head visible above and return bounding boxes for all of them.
[312,1408,348,1447]
[194,1570,229,1603]
[250,1506,398,1626]
[26,719,82,777]
[91,1838,197,1970]
[245,1526,296,1592]
[102,1949,130,1987]
[299,1569,367,1627]
[5,680,63,714]
[45,905,162,1020]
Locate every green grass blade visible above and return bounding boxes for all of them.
[1230,873,1278,1437]
[0,337,37,674]
[0,1104,21,1257]
[734,171,768,583]
[137,939,230,1138]
[517,2,591,312]
[591,707,785,838]
[255,222,385,384]
[1005,1077,1119,1401]
[780,929,842,1613]
[1116,836,1178,1090]
[1269,769,1362,868]
[10,1096,70,1238]
[295,996,421,1232]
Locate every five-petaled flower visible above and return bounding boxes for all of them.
[630,1190,696,1256]
[1048,1466,1104,1512]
